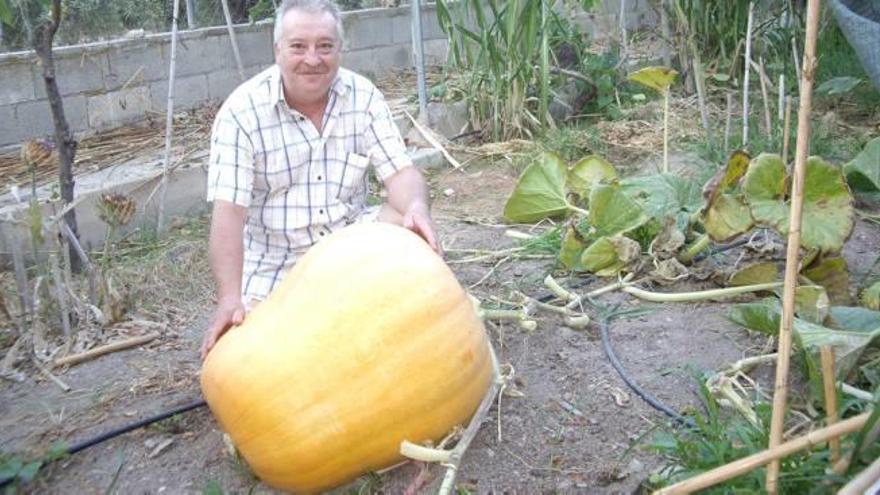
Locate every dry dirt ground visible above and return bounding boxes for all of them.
[2,161,879,494]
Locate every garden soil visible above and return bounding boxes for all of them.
[2,162,879,494]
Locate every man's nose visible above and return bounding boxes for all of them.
[303,47,322,64]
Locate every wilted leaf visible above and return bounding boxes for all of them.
[743,154,854,252]
[702,150,751,208]
[588,184,650,238]
[802,257,852,305]
[729,262,778,286]
[620,174,701,230]
[559,225,587,270]
[703,193,754,242]
[844,137,880,193]
[628,66,678,93]
[568,155,616,200]
[861,281,880,310]
[794,285,830,324]
[580,236,640,276]
[650,217,686,258]
[504,152,570,223]
[653,258,689,282]
[815,76,861,96]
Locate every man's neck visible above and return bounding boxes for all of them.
[284,91,329,132]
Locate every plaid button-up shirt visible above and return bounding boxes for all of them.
[207,65,412,301]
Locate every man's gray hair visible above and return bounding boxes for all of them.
[273,0,345,45]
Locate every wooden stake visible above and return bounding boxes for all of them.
[819,345,840,465]
[766,0,822,491]
[660,0,671,67]
[54,332,159,368]
[220,0,246,82]
[742,2,754,148]
[59,222,97,305]
[757,58,772,135]
[653,412,870,495]
[838,455,880,495]
[48,253,71,338]
[4,224,33,320]
[778,74,785,123]
[157,0,181,233]
[782,96,792,165]
[724,92,733,152]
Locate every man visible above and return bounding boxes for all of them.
[200,0,440,359]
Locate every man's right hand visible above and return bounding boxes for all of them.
[200,297,247,360]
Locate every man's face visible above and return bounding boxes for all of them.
[274,9,341,107]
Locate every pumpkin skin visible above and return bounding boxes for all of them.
[200,222,493,493]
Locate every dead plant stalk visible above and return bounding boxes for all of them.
[766,0,822,490]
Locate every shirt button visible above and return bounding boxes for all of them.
[319,209,324,214]
[317,175,322,180]
[319,232,325,236]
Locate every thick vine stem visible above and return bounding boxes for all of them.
[543,275,578,302]
[399,342,503,495]
[565,273,636,310]
[678,233,711,263]
[622,282,782,303]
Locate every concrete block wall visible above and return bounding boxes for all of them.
[0,4,448,149]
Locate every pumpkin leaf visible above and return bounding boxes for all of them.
[649,217,686,258]
[861,281,880,310]
[844,137,880,193]
[0,0,12,27]
[727,298,781,335]
[627,66,678,94]
[568,155,617,200]
[794,285,830,325]
[588,183,650,238]
[559,225,587,270]
[580,236,640,276]
[702,150,751,207]
[621,173,703,230]
[828,306,880,332]
[815,76,862,96]
[743,154,854,252]
[703,193,754,242]
[801,257,852,305]
[728,262,778,286]
[849,393,880,471]
[503,152,571,223]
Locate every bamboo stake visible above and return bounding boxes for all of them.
[792,38,802,94]
[819,346,840,465]
[3,223,33,320]
[654,412,870,495]
[839,455,880,495]
[778,74,785,123]
[660,0,671,67]
[619,0,628,63]
[59,222,97,305]
[157,0,181,233]
[766,0,822,491]
[54,332,159,367]
[724,92,733,152]
[782,96,792,164]
[220,0,246,82]
[742,2,754,148]
[48,253,71,338]
[33,357,71,392]
[757,58,772,135]
[663,89,670,173]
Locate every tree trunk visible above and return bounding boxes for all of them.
[33,0,81,272]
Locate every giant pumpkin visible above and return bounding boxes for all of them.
[200,222,493,493]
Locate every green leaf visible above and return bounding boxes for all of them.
[0,0,12,26]
[567,155,616,200]
[727,298,781,335]
[828,306,880,332]
[703,193,754,242]
[17,461,42,482]
[702,150,752,207]
[580,236,640,276]
[728,262,778,286]
[815,76,862,96]
[801,257,852,305]
[503,152,570,222]
[861,281,880,310]
[849,392,880,471]
[559,225,587,270]
[621,173,703,230]
[588,183,650,237]
[627,66,678,94]
[844,137,880,193]
[743,154,855,252]
[0,458,23,480]
[794,318,880,400]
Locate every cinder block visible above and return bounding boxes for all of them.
[149,74,209,112]
[389,11,414,45]
[422,39,448,65]
[419,8,445,41]
[33,51,112,97]
[86,86,151,129]
[6,95,88,145]
[106,42,166,89]
[235,30,274,66]
[169,33,234,79]
[344,12,394,50]
[207,70,243,103]
[0,59,37,105]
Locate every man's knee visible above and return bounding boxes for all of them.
[376,203,404,225]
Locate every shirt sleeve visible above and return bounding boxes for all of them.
[206,104,255,207]
[363,89,413,182]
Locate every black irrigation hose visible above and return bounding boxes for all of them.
[598,317,695,428]
[0,399,207,488]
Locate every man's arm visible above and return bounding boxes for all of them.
[383,166,442,256]
[201,199,248,359]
